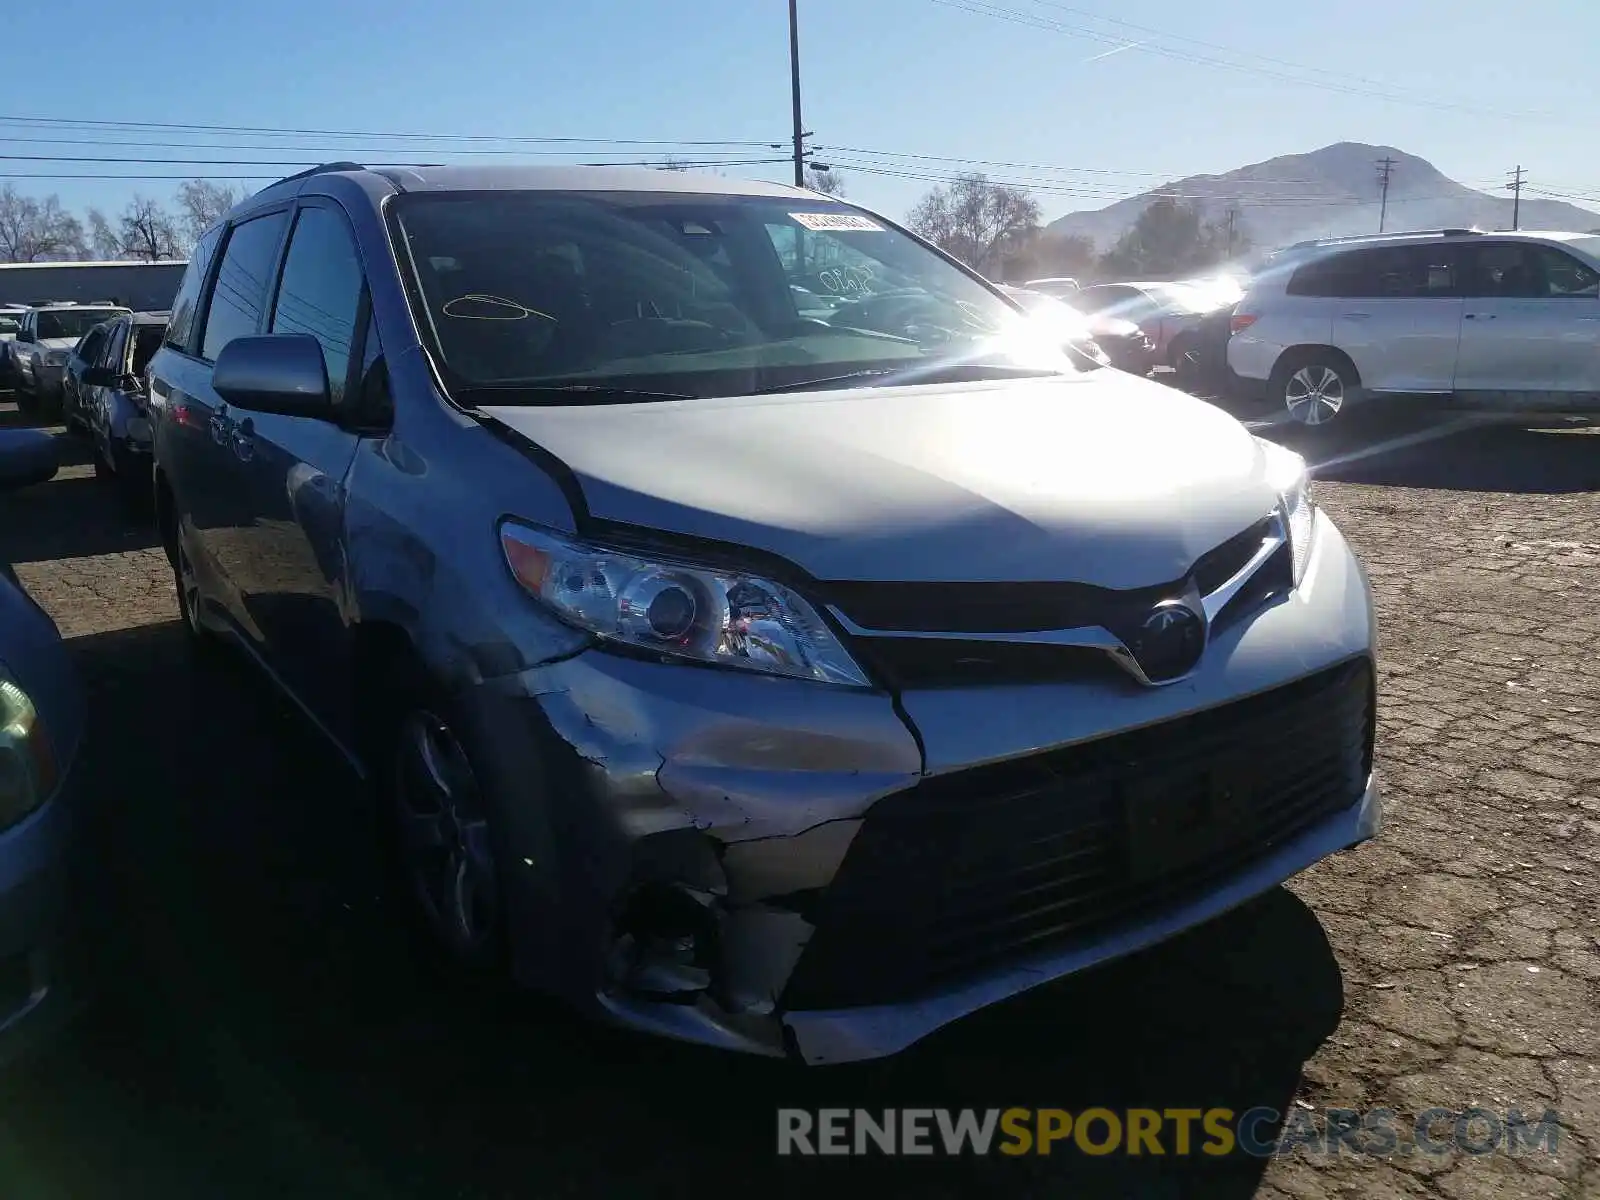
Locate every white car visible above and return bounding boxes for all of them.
[1227,228,1600,433]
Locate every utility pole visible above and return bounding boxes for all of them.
[1507,165,1525,231]
[1225,207,1237,257]
[789,0,806,186]
[1375,156,1396,233]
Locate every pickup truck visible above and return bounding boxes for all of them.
[11,303,131,419]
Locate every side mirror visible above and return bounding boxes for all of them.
[82,366,119,388]
[0,428,59,491]
[212,334,334,420]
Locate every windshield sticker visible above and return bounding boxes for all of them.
[441,294,555,322]
[788,212,884,233]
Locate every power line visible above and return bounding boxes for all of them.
[0,114,778,147]
[926,0,1554,123]
[0,158,794,183]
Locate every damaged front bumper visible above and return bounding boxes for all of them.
[459,513,1380,1064]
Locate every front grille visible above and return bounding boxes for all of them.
[818,516,1275,637]
[780,658,1374,1011]
[835,516,1285,689]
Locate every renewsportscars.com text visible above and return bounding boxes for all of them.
[776,1106,1563,1158]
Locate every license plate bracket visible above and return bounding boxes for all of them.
[1124,761,1258,882]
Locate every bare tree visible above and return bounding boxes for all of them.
[0,186,87,262]
[655,155,691,172]
[84,208,122,260]
[175,179,239,247]
[116,196,183,261]
[906,173,1041,276]
[805,166,846,196]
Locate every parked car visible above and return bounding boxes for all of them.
[1020,276,1080,297]
[1000,284,1155,376]
[1227,227,1600,436]
[149,163,1379,1065]
[0,427,86,1068]
[11,303,131,419]
[70,311,168,507]
[1074,281,1229,381]
[0,306,24,387]
[61,320,118,434]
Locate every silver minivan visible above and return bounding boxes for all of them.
[148,163,1380,1064]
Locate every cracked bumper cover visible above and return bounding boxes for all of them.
[459,511,1380,1064]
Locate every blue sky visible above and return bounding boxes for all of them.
[5,0,1598,229]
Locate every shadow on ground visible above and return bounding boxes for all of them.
[1255,414,1600,495]
[0,435,158,564]
[0,613,1350,1200]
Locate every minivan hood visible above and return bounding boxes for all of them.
[478,373,1283,589]
[37,337,78,352]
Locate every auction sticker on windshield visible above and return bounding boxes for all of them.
[789,212,884,232]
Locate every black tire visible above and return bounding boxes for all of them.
[14,387,39,420]
[374,669,510,980]
[162,502,220,659]
[1269,350,1360,437]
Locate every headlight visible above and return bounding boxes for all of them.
[499,522,871,687]
[0,677,58,830]
[43,350,68,365]
[1259,438,1316,586]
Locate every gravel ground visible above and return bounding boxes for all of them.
[0,398,1595,1199]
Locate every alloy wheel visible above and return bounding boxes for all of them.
[394,711,500,958]
[1284,364,1345,426]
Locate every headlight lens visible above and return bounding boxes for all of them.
[0,678,58,830]
[499,523,871,687]
[1260,439,1316,586]
[43,350,68,365]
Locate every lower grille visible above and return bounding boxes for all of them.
[781,658,1374,1010]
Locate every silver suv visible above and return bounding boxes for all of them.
[1228,228,1600,432]
[147,163,1380,1064]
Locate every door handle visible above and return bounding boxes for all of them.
[1464,313,1497,320]
[1340,312,1371,320]
[231,418,255,463]
[209,403,230,445]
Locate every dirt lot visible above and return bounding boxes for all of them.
[0,399,1595,1199]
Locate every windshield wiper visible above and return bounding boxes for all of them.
[751,369,904,394]
[459,383,695,406]
[750,363,1062,395]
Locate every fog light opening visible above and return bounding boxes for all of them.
[607,883,721,1003]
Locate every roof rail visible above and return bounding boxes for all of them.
[255,161,366,194]
[1285,227,1483,251]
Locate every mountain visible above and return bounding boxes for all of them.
[1044,142,1600,256]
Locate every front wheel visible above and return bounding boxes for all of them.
[384,693,508,976]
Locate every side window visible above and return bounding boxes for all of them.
[165,225,222,354]
[1531,245,1598,298]
[268,205,364,407]
[1314,246,1457,299]
[1456,241,1598,299]
[1288,252,1355,297]
[77,328,104,364]
[102,323,128,370]
[200,211,290,362]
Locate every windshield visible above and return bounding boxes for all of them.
[34,308,129,340]
[391,191,1084,399]
[0,317,16,335]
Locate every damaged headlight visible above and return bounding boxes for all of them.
[500,521,871,687]
[1259,438,1316,586]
